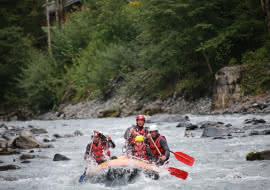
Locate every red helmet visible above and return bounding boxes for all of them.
[136,115,145,121]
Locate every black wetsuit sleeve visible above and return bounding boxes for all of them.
[84,143,91,160]
[160,137,170,160]
[85,143,90,155]
[108,140,116,148]
[124,126,135,140]
[146,145,154,159]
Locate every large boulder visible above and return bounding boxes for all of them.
[201,127,228,138]
[246,150,270,161]
[211,65,243,110]
[12,130,40,149]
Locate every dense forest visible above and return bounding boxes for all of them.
[1,0,270,113]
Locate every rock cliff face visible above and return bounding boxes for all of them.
[211,65,243,110]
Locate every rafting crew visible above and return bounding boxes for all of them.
[84,129,116,164]
[147,124,170,165]
[123,115,149,153]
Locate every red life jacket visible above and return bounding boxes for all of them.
[149,135,166,157]
[133,143,148,160]
[89,141,105,162]
[104,142,111,157]
[128,126,147,145]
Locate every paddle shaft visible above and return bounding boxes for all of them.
[150,137,162,156]
[88,131,95,157]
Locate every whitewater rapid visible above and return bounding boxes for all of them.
[1,114,270,190]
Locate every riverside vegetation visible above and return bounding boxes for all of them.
[1,0,270,114]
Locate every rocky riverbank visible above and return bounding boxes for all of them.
[38,92,270,120]
[38,96,212,120]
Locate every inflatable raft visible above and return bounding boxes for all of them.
[83,155,162,184]
[96,155,160,172]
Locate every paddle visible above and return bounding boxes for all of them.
[79,131,95,183]
[169,151,195,166]
[130,155,188,180]
[168,167,188,180]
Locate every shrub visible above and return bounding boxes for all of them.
[17,50,62,112]
[241,47,270,95]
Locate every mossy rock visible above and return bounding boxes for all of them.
[246,150,270,161]
[98,108,121,118]
[143,107,163,116]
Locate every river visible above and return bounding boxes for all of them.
[1,114,270,190]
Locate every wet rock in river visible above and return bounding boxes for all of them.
[246,150,270,161]
[40,144,54,148]
[20,154,36,160]
[21,160,31,164]
[201,126,228,138]
[43,138,56,142]
[0,164,20,171]
[53,154,70,161]
[74,130,83,136]
[29,128,48,135]
[198,121,225,129]
[53,134,62,138]
[244,118,266,125]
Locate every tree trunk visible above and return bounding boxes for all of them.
[46,0,52,55]
[55,0,60,29]
[261,0,270,32]
[202,50,213,75]
[59,0,63,27]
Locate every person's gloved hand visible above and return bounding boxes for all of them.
[146,134,152,139]
[131,128,137,135]
[107,135,111,141]
[160,155,166,161]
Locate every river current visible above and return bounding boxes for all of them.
[1,114,270,190]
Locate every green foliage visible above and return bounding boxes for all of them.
[1,0,270,112]
[0,0,45,44]
[241,47,270,95]
[0,27,33,103]
[52,9,94,67]
[66,42,136,101]
[17,50,62,112]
